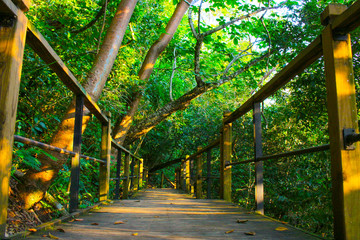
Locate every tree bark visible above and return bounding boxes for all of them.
[113,0,193,145]
[18,0,138,210]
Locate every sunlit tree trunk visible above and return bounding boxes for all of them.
[18,0,138,209]
[113,0,193,145]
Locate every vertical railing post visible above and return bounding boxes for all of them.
[196,147,203,199]
[130,156,135,190]
[133,159,139,191]
[175,168,179,189]
[321,4,360,239]
[253,102,264,214]
[190,159,195,194]
[160,172,164,188]
[139,159,143,190]
[143,167,148,188]
[115,149,122,199]
[220,112,232,201]
[0,7,28,237]
[99,112,111,201]
[186,157,191,193]
[206,149,212,199]
[69,95,84,212]
[122,152,130,199]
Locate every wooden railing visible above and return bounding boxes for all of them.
[160,3,360,240]
[0,0,146,237]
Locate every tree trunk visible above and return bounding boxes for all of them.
[18,0,138,210]
[113,0,192,145]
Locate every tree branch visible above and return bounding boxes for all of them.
[197,0,203,35]
[169,47,177,101]
[194,36,205,86]
[188,3,198,38]
[71,0,109,34]
[203,6,280,37]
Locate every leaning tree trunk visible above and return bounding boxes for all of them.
[113,0,193,145]
[18,0,138,210]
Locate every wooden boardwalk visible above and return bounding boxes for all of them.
[20,189,319,239]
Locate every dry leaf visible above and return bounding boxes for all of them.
[74,219,84,221]
[28,228,37,232]
[91,223,99,225]
[225,229,234,234]
[132,233,138,236]
[56,228,65,233]
[275,227,288,231]
[281,221,288,224]
[68,219,75,222]
[236,219,248,223]
[42,235,48,237]
[114,221,125,225]
[154,216,159,218]
[49,233,59,239]
[244,231,256,236]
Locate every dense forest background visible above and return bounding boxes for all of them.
[8,0,360,238]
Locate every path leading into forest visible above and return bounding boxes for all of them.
[20,189,320,239]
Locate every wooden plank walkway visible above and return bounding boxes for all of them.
[20,189,320,239]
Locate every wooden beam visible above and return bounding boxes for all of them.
[114,150,122,199]
[133,160,139,191]
[220,112,232,201]
[332,1,360,34]
[139,159,143,189]
[322,5,360,238]
[0,9,27,238]
[149,157,184,172]
[122,152,130,199]
[11,0,30,11]
[196,147,203,199]
[25,23,108,124]
[206,149,212,199]
[69,95,84,213]
[111,139,141,161]
[99,112,111,201]
[253,102,264,215]
[224,36,323,124]
[160,172,164,188]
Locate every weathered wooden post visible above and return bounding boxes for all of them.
[160,172,164,188]
[220,112,232,201]
[196,147,203,199]
[130,156,135,190]
[99,112,111,201]
[122,152,130,199]
[321,4,360,239]
[0,1,29,236]
[253,102,264,214]
[175,168,179,189]
[143,167,148,188]
[114,150,122,199]
[185,157,191,193]
[69,95,84,212]
[133,158,139,191]
[138,159,143,189]
[206,149,212,199]
[190,159,195,194]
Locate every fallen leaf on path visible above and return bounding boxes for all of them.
[114,221,125,224]
[28,228,37,232]
[56,228,65,233]
[275,227,288,231]
[42,235,47,237]
[132,233,138,236]
[244,231,256,236]
[281,221,288,224]
[91,223,99,225]
[225,229,234,234]
[49,233,59,239]
[74,219,84,221]
[236,219,248,223]
[68,219,75,222]
[154,216,159,218]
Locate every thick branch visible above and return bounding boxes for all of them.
[194,36,205,86]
